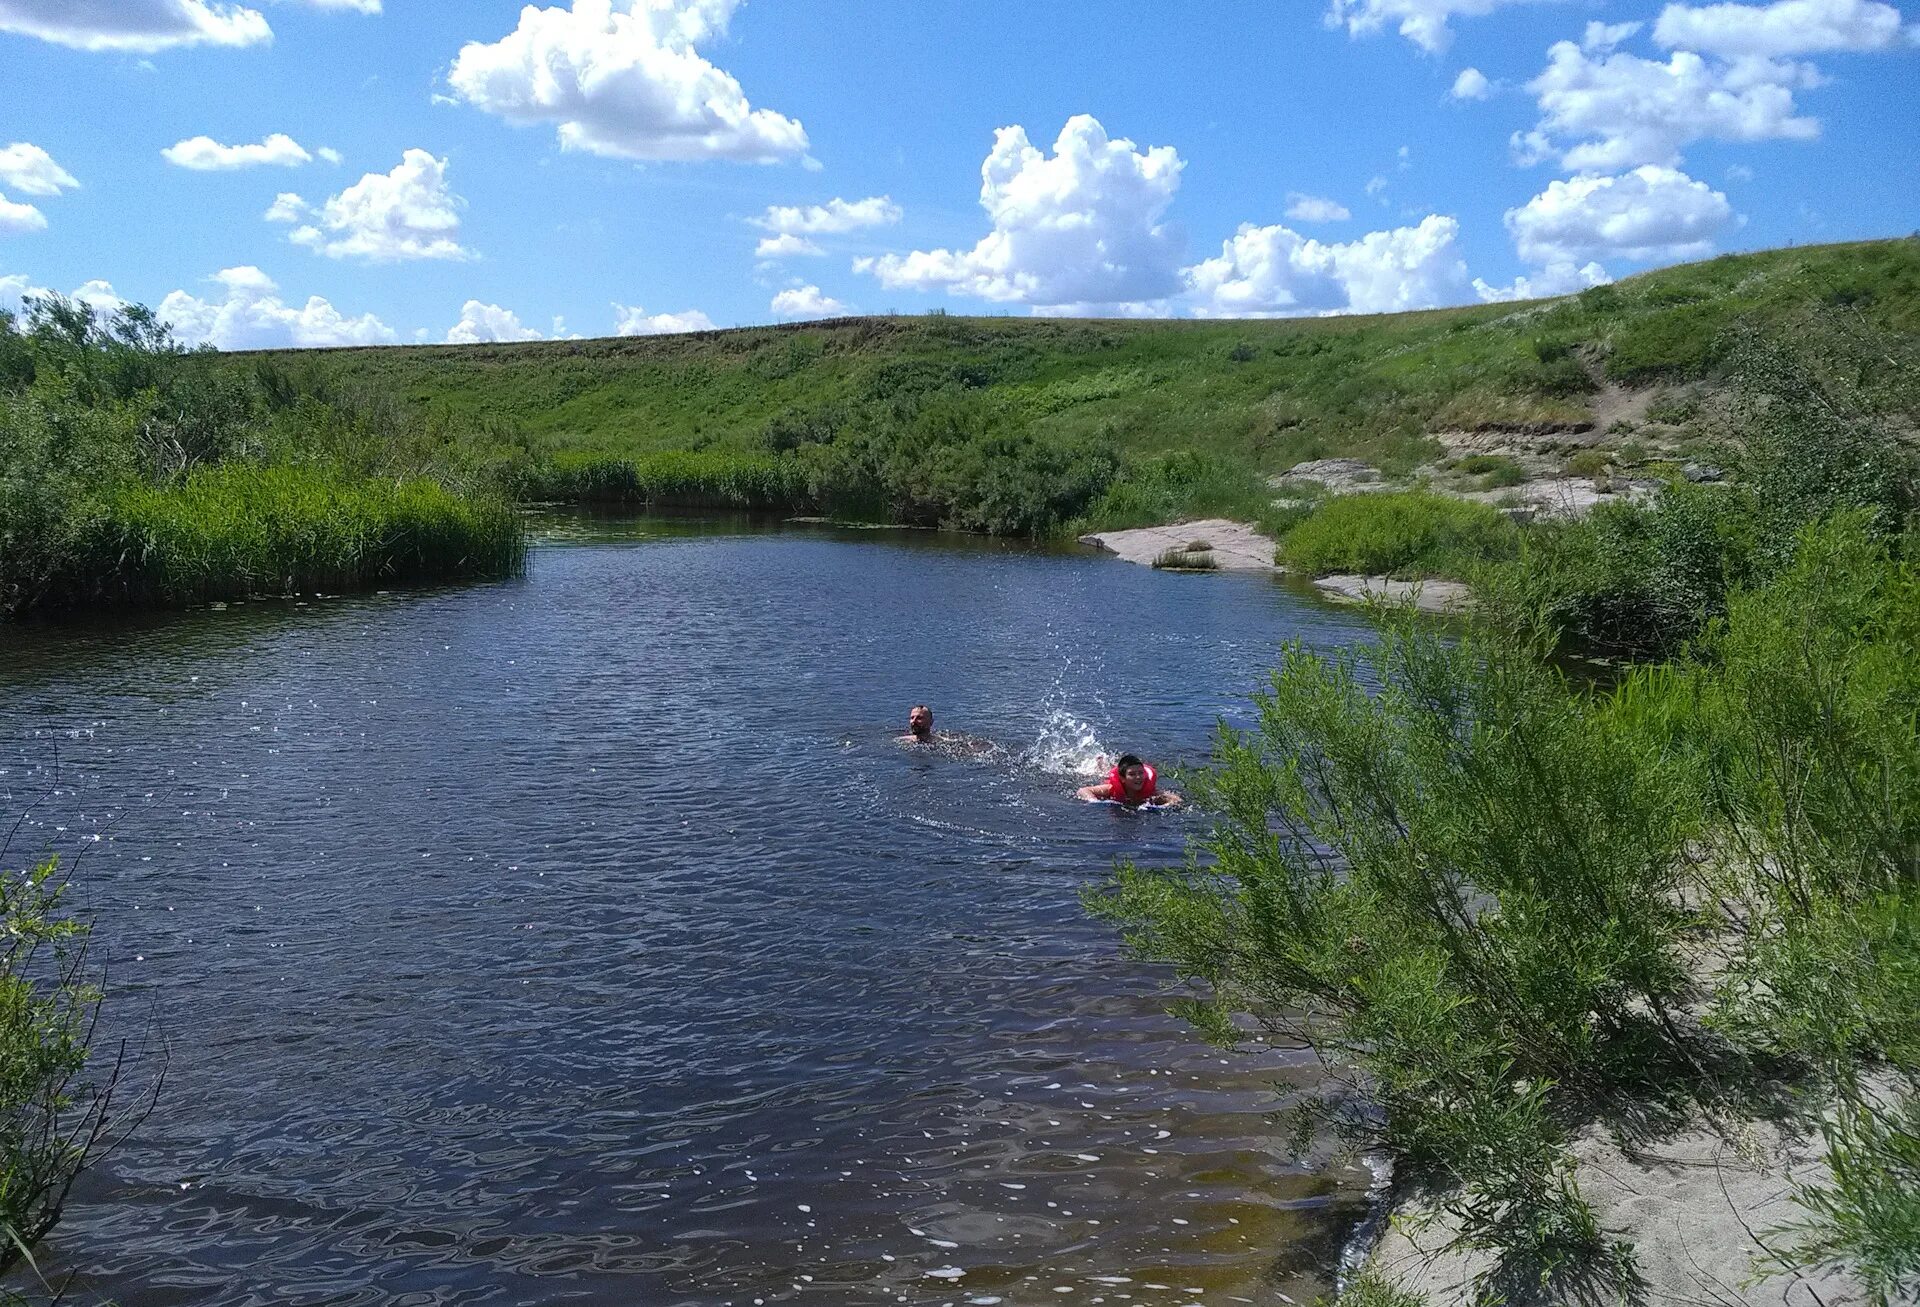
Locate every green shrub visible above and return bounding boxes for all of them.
[54,465,525,609]
[1564,449,1610,479]
[529,450,806,509]
[1090,613,1697,1288]
[0,856,113,1278]
[1458,453,1527,489]
[1279,490,1518,577]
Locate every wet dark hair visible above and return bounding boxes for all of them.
[1116,754,1144,772]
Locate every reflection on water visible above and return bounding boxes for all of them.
[0,515,1380,1306]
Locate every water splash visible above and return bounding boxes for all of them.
[1025,709,1110,778]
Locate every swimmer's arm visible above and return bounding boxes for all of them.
[1077,782,1114,802]
[1148,791,1185,809]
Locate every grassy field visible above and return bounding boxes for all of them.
[267,237,1920,498]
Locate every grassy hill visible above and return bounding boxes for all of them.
[4,237,1915,616]
[272,237,1920,503]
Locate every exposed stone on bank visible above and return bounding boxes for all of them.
[1078,519,1281,570]
[1312,574,1471,615]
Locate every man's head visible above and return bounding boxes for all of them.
[908,704,933,738]
[1115,754,1148,794]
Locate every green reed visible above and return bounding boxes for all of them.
[56,464,525,609]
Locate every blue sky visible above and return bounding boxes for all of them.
[1,0,1915,346]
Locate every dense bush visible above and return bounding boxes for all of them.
[0,296,529,617]
[1092,611,1697,1273]
[1279,490,1518,577]
[0,856,122,1285]
[1098,509,1920,1302]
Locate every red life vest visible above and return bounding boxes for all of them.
[1107,763,1157,804]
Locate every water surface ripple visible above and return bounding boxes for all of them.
[0,518,1379,1306]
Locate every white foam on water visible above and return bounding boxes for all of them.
[1025,708,1109,778]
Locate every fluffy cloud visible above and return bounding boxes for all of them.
[770,284,848,319]
[275,150,470,262]
[446,300,542,344]
[1653,0,1912,57]
[1473,259,1611,301]
[0,144,79,196]
[1505,165,1736,265]
[1451,67,1493,99]
[753,195,902,236]
[162,133,319,170]
[158,265,395,349]
[447,0,807,163]
[0,0,271,51]
[1185,215,1468,317]
[857,115,1186,310]
[1285,193,1352,222]
[1521,37,1821,169]
[1323,0,1550,53]
[755,233,824,259]
[0,198,47,235]
[0,273,123,313]
[612,302,717,335]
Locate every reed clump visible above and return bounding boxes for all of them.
[0,295,527,617]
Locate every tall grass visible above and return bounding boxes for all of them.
[522,449,807,509]
[56,465,524,609]
[1278,490,1518,577]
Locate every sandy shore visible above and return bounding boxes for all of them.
[1360,1112,1877,1306]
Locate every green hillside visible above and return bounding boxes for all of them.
[274,236,1920,483]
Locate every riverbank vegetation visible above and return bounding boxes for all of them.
[7,238,1916,618]
[0,298,523,618]
[1092,341,1920,1302]
[0,851,130,1299]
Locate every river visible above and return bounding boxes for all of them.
[0,515,1380,1307]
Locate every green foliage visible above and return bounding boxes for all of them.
[1770,1090,1920,1307]
[527,449,805,509]
[1457,453,1526,489]
[1090,615,1698,1276]
[0,856,108,1279]
[0,295,528,617]
[1279,490,1518,578]
[1563,449,1610,479]
[1511,342,1917,655]
[1328,1271,1429,1307]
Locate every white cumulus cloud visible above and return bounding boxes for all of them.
[284,150,470,262]
[0,0,271,51]
[163,133,317,170]
[755,233,824,259]
[1521,37,1822,169]
[1473,259,1611,301]
[0,273,124,313]
[0,197,46,235]
[159,265,395,349]
[1285,193,1352,222]
[856,115,1185,310]
[1505,165,1736,265]
[1451,67,1493,99]
[1654,0,1913,57]
[446,300,543,344]
[1323,0,1554,53]
[0,144,79,196]
[612,302,717,335]
[1185,214,1469,317]
[770,284,848,320]
[447,0,807,163]
[753,195,902,236]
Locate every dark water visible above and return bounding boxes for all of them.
[0,516,1380,1307]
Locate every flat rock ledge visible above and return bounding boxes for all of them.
[1313,574,1471,615]
[1078,519,1280,570]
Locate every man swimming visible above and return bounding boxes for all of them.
[898,705,1002,758]
[901,704,936,743]
[1078,754,1184,808]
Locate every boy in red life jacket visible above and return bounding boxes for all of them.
[1077,754,1184,808]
